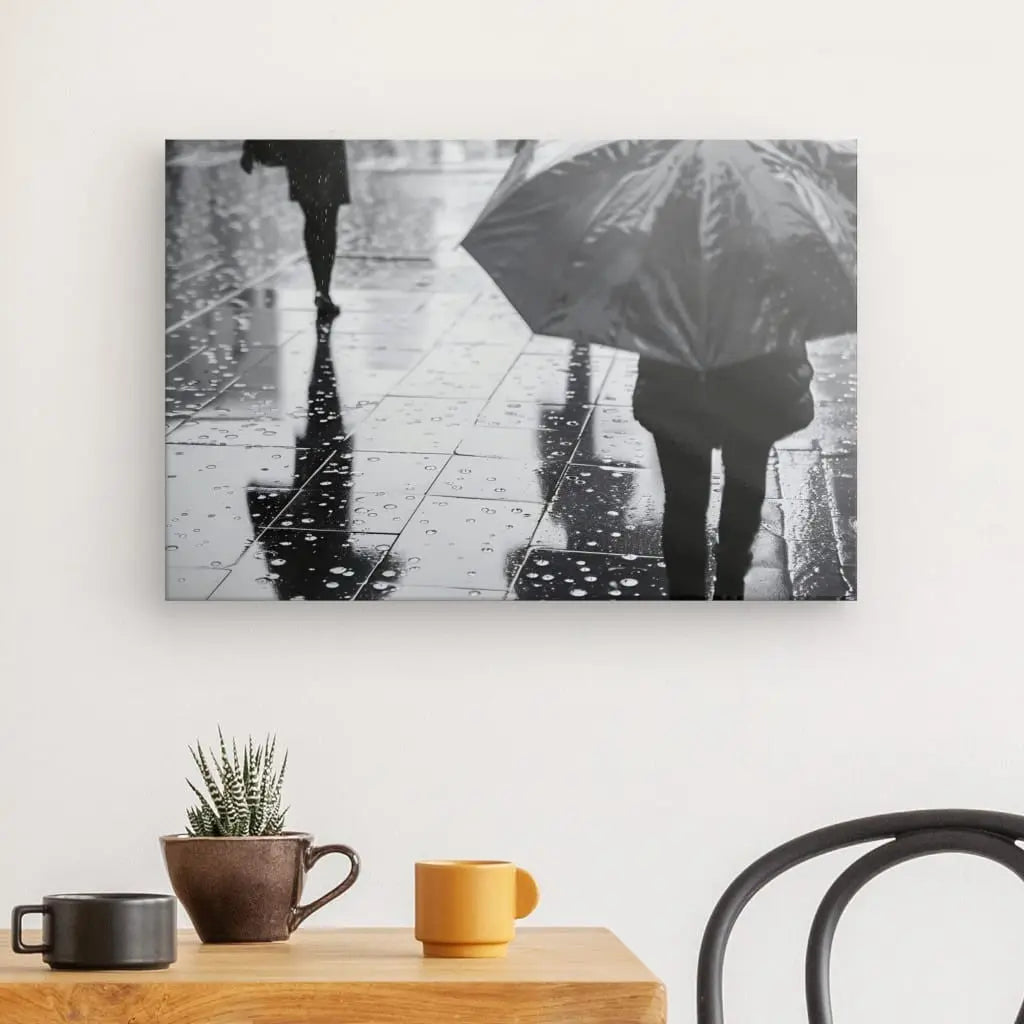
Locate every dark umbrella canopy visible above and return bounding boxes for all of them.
[463,140,856,372]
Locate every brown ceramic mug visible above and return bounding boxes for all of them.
[161,832,359,943]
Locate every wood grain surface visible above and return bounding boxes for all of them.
[0,927,667,1024]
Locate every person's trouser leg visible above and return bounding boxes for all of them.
[715,439,772,599]
[653,436,712,600]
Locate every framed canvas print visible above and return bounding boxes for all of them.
[165,140,856,601]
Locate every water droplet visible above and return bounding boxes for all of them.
[621,578,638,588]
[570,588,587,597]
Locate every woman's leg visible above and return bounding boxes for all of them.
[300,201,340,312]
[653,435,713,599]
[716,439,773,599]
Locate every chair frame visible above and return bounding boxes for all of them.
[696,810,1024,1024]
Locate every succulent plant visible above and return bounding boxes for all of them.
[185,730,289,837]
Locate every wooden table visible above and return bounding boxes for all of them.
[0,927,666,1024]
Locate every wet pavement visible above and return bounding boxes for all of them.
[166,142,857,600]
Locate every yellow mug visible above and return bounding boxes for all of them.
[415,860,540,958]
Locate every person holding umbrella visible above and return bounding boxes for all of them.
[241,139,351,320]
[463,139,856,600]
[632,340,814,599]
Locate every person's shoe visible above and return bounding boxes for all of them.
[315,293,341,320]
[713,543,751,600]
[712,570,747,600]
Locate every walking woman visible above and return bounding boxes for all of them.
[241,140,350,319]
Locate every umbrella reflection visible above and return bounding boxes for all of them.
[504,342,640,593]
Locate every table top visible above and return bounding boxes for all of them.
[0,927,666,1024]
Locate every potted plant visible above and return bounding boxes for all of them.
[161,731,359,943]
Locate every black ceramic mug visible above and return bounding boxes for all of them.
[11,893,176,970]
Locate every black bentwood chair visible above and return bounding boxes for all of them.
[697,810,1024,1024]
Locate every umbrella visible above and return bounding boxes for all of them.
[462,140,856,372]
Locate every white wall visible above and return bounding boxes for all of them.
[2,1,1023,1020]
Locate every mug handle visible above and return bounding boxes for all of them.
[515,868,540,919]
[11,905,49,955]
[288,843,360,933]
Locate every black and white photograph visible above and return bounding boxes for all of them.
[165,139,857,601]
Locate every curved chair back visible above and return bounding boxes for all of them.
[697,810,1024,1024]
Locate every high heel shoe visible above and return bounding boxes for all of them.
[315,292,341,320]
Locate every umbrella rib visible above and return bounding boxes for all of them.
[617,154,705,369]
[545,141,686,344]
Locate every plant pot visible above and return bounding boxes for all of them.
[160,832,359,943]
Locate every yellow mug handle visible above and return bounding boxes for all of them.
[515,868,540,919]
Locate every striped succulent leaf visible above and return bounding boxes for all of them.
[184,732,289,837]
